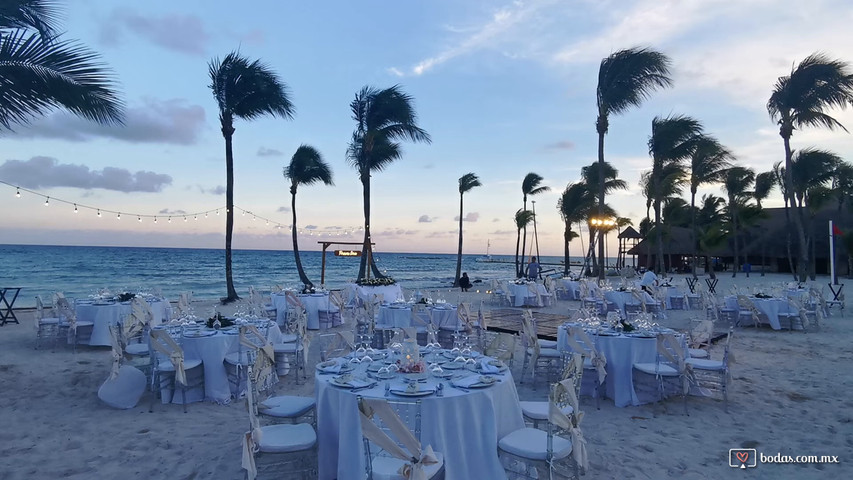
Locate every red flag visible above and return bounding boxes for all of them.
[833,224,843,236]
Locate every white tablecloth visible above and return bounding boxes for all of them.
[507,282,549,307]
[557,326,660,407]
[560,280,582,300]
[316,352,524,479]
[603,290,654,317]
[346,284,404,304]
[271,292,330,330]
[377,304,458,329]
[76,299,171,346]
[179,321,283,403]
[661,286,685,309]
[724,296,791,330]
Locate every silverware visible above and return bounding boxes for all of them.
[350,383,377,393]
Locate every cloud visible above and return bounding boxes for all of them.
[258,147,284,157]
[0,156,172,192]
[490,229,515,235]
[305,225,318,230]
[454,212,480,222]
[492,218,501,222]
[277,206,291,213]
[159,208,187,215]
[16,98,205,145]
[418,215,433,223]
[544,140,576,151]
[197,185,225,195]
[387,67,405,77]
[100,9,211,55]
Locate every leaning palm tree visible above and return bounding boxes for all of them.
[697,194,727,279]
[596,46,672,279]
[558,182,590,275]
[580,161,628,274]
[767,52,853,281]
[648,115,702,273]
[752,171,775,276]
[773,161,797,278]
[688,136,733,277]
[347,85,430,282]
[453,173,482,287]
[520,172,549,274]
[209,52,294,302]
[0,0,124,131]
[514,209,535,278]
[722,166,756,277]
[284,145,333,291]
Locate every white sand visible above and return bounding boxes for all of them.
[0,272,850,479]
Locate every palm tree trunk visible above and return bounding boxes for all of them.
[731,211,739,278]
[690,189,698,279]
[223,122,239,303]
[454,193,464,287]
[782,134,809,281]
[291,187,312,288]
[782,196,796,279]
[597,123,606,281]
[654,197,665,274]
[520,225,528,278]
[515,230,522,278]
[563,228,571,276]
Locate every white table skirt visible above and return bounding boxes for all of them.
[603,290,654,317]
[316,354,524,480]
[662,286,685,309]
[557,326,659,407]
[76,299,171,346]
[345,284,404,304]
[377,305,458,329]
[272,292,330,330]
[179,321,283,403]
[724,296,791,330]
[560,280,582,300]
[507,282,549,307]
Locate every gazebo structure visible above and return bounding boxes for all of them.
[617,226,642,268]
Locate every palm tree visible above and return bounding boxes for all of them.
[558,182,589,275]
[697,194,727,279]
[520,173,549,275]
[688,136,733,277]
[752,171,775,276]
[842,231,853,279]
[209,52,294,302]
[347,85,430,282]
[596,46,672,279]
[773,161,797,278]
[648,115,702,273]
[453,173,482,287]
[283,145,333,290]
[580,161,628,273]
[831,161,853,212]
[514,209,535,278]
[0,0,124,131]
[722,166,755,277]
[767,53,853,281]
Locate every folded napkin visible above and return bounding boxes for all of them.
[334,376,373,388]
[454,375,492,388]
[318,361,343,373]
[479,359,501,373]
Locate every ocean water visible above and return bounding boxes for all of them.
[0,244,598,308]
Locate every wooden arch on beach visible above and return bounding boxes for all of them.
[317,241,375,285]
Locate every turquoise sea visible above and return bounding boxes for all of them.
[0,244,598,308]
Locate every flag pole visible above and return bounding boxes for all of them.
[829,220,836,285]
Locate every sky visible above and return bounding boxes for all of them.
[1,0,853,257]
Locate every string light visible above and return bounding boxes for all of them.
[44,197,49,206]
[194,215,197,221]
[117,213,121,220]
[168,217,171,223]
[97,209,101,218]
[137,216,142,223]
[183,216,187,222]
[73,204,78,213]
[154,217,157,223]
[16,187,20,198]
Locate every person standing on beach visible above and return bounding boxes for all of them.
[526,256,541,281]
[640,268,658,294]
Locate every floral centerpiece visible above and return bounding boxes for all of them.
[396,359,426,373]
[356,277,397,286]
[206,313,235,329]
[620,319,635,332]
[117,292,136,302]
[301,285,316,294]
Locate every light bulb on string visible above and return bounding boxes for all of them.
[205,213,208,218]
[97,209,101,218]
[73,204,78,213]
[117,213,121,220]
[265,220,269,226]
[154,217,158,223]
[138,216,142,223]
[183,216,187,222]
[44,197,49,207]
[168,217,171,223]
[16,187,20,198]
[194,215,197,221]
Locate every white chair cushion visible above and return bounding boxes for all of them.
[279,334,298,343]
[125,343,149,356]
[158,358,203,371]
[519,401,573,421]
[38,318,60,325]
[633,362,679,376]
[274,343,304,353]
[685,358,725,370]
[688,348,709,359]
[61,320,94,327]
[257,423,316,453]
[528,347,561,358]
[499,427,573,461]
[98,365,147,409]
[260,395,315,418]
[538,339,558,349]
[372,452,444,480]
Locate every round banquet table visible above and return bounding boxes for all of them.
[315,351,524,480]
[272,292,330,329]
[559,279,582,300]
[376,304,458,329]
[346,284,404,304]
[724,295,792,330]
[178,320,283,403]
[603,290,654,317]
[75,298,171,346]
[507,282,550,307]
[557,325,681,407]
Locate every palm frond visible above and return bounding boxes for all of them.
[284,144,334,188]
[514,208,535,229]
[458,172,481,194]
[208,51,294,122]
[648,114,704,162]
[0,0,59,39]
[690,135,734,191]
[597,46,673,116]
[0,30,124,130]
[522,172,545,195]
[753,171,776,205]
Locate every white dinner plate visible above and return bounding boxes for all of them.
[317,362,354,373]
[442,362,465,370]
[183,331,216,338]
[390,389,435,397]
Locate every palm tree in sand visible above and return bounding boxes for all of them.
[558,182,589,276]
[284,145,333,291]
[648,115,702,273]
[0,0,124,130]
[767,52,853,281]
[580,161,627,274]
[520,173,549,276]
[752,171,775,276]
[688,136,733,278]
[596,46,672,279]
[453,173,482,288]
[209,52,294,302]
[514,209,535,278]
[722,166,756,277]
[347,85,430,282]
